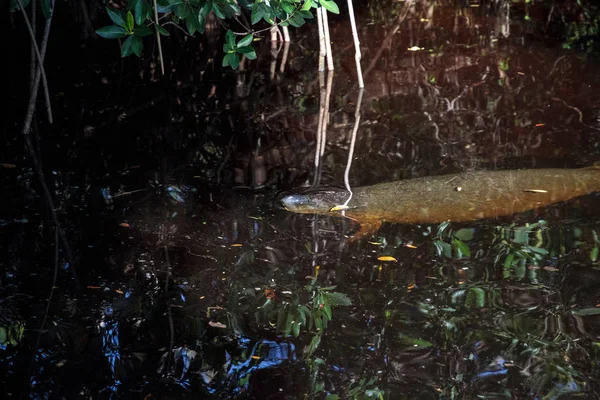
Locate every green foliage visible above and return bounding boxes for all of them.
[222,31,256,69]
[0,322,25,347]
[95,7,150,57]
[493,221,549,280]
[433,221,473,259]
[255,278,351,339]
[89,0,332,68]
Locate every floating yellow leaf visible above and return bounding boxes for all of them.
[208,321,227,328]
[115,289,124,295]
[251,355,261,360]
[377,256,397,262]
[119,222,130,228]
[329,204,349,212]
[368,241,383,245]
[405,244,417,249]
[523,189,548,193]
[231,244,243,247]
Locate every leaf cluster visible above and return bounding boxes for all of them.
[90,0,338,68]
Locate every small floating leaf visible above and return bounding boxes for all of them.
[377,256,397,262]
[523,189,548,193]
[231,244,243,247]
[405,244,417,249]
[329,205,349,212]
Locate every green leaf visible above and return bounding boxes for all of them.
[504,252,515,269]
[223,53,240,69]
[289,13,306,27]
[281,2,295,14]
[572,307,600,316]
[323,303,332,320]
[133,0,145,25]
[322,291,352,306]
[298,10,313,19]
[237,46,256,60]
[96,26,128,39]
[452,238,471,258]
[319,0,339,14]
[454,228,474,241]
[121,35,143,57]
[126,11,135,31]
[155,25,170,36]
[305,334,321,356]
[134,25,153,37]
[107,7,128,28]
[13,0,31,12]
[41,0,53,19]
[434,240,452,258]
[292,320,301,337]
[0,327,6,344]
[527,246,549,255]
[212,1,225,18]
[225,29,236,48]
[251,5,265,24]
[302,0,314,11]
[591,246,599,262]
[238,34,254,48]
[465,287,485,308]
[200,0,212,17]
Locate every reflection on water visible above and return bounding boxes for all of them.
[3,0,600,398]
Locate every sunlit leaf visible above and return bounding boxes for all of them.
[454,228,474,241]
[319,0,339,14]
[329,204,349,212]
[126,10,135,31]
[523,189,548,193]
[452,238,471,258]
[302,0,314,11]
[238,34,253,48]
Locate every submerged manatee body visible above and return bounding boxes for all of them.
[281,167,600,235]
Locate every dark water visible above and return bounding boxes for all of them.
[3,1,600,398]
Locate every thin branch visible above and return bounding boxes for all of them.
[322,8,334,71]
[28,226,60,383]
[152,0,165,75]
[18,0,79,284]
[17,0,53,124]
[342,88,364,210]
[346,0,364,87]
